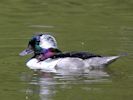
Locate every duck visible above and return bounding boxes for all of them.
[19,33,123,73]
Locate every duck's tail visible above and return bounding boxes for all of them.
[105,56,120,65]
[84,53,128,69]
[102,52,128,66]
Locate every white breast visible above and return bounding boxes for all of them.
[26,58,61,72]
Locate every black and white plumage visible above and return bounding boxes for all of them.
[20,34,122,73]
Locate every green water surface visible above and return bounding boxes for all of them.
[0,0,133,100]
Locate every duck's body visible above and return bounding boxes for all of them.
[26,55,120,73]
[20,33,121,73]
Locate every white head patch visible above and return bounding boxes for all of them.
[39,34,58,49]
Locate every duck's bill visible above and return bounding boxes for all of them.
[19,49,34,56]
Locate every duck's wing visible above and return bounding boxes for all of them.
[51,51,101,59]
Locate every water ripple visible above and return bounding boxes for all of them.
[21,70,111,100]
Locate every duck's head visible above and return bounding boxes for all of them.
[19,33,58,56]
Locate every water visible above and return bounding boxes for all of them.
[22,70,110,100]
[0,0,133,100]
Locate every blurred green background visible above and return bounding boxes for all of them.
[0,0,133,100]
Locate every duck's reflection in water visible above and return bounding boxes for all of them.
[39,73,56,100]
[22,70,111,100]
